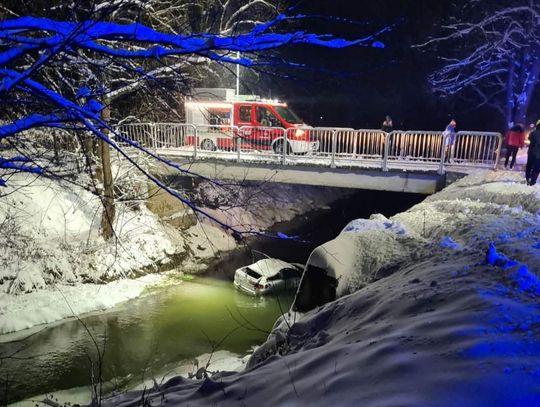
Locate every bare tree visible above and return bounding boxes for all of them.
[0,5,387,239]
[417,1,540,127]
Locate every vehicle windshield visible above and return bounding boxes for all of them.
[273,106,303,124]
[245,268,262,279]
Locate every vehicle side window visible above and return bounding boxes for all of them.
[256,107,280,127]
[282,268,301,279]
[238,106,251,122]
[208,111,229,126]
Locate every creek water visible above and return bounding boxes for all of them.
[0,189,424,404]
[1,277,295,404]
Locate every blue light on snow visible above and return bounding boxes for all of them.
[485,242,540,294]
[439,236,461,250]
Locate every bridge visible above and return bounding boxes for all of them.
[117,124,502,194]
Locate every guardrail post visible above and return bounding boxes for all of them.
[352,131,358,159]
[283,130,288,165]
[237,127,241,163]
[450,134,456,164]
[331,130,336,168]
[193,125,198,159]
[494,133,502,169]
[382,132,390,172]
[151,123,157,152]
[439,133,446,175]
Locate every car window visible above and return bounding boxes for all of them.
[274,106,302,124]
[256,107,280,127]
[282,268,301,279]
[238,105,251,122]
[245,267,261,279]
[207,109,230,126]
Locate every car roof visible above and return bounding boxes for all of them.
[248,258,294,277]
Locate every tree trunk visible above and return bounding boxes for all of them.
[99,101,115,241]
[84,135,95,163]
[514,47,540,126]
[504,59,515,128]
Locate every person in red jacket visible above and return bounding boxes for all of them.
[504,124,525,169]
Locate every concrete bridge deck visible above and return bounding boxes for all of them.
[160,157,449,194]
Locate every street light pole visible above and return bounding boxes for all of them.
[236,51,240,96]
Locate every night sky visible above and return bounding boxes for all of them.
[248,0,509,133]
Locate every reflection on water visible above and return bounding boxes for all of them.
[0,277,294,404]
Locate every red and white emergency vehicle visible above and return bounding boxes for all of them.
[184,88,319,154]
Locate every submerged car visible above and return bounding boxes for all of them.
[234,258,304,296]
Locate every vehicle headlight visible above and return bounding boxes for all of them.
[295,129,305,138]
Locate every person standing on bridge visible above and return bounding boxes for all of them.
[503,123,525,170]
[382,115,393,133]
[443,119,457,162]
[526,120,540,185]
[381,115,394,157]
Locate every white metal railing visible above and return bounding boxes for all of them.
[114,123,503,174]
[451,131,502,166]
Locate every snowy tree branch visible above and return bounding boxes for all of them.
[417,1,540,125]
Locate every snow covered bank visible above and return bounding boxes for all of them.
[0,274,164,338]
[0,172,185,293]
[103,170,540,406]
[0,163,350,334]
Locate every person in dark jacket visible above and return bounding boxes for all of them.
[382,115,393,133]
[526,120,540,185]
[504,124,525,169]
[525,122,537,182]
[381,115,395,157]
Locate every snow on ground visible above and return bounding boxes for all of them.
[0,170,190,334]
[0,274,163,338]
[103,169,540,407]
[0,159,350,335]
[0,172,182,293]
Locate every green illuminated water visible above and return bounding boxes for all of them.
[1,276,294,404]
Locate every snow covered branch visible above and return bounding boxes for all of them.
[417,1,540,126]
[0,7,387,237]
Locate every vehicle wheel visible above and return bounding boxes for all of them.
[273,140,291,155]
[200,138,216,151]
